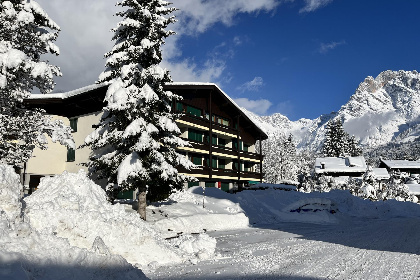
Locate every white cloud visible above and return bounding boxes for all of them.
[319,40,346,54]
[37,0,119,91]
[164,0,280,84]
[299,0,334,13]
[233,98,272,115]
[35,0,279,91]
[162,58,226,83]
[237,77,265,92]
[174,0,279,35]
[35,0,333,92]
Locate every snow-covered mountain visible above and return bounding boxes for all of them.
[245,70,420,152]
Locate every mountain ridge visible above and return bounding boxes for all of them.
[245,70,420,152]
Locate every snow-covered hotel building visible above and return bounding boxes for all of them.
[24,83,267,194]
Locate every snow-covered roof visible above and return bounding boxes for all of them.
[27,82,268,138]
[407,184,420,195]
[381,159,420,169]
[28,83,108,100]
[372,168,390,180]
[314,156,367,174]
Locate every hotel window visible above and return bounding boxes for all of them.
[205,182,215,188]
[70,118,78,132]
[221,118,229,126]
[218,138,226,147]
[244,162,252,172]
[232,139,243,151]
[218,159,226,169]
[188,181,200,188]
[204,156,218,168]
[233,160,242,171]
[212,157,218,168]
[212,114,230,127]
[176,102,184,112]
[67,148,75,162]
[188,129,203,142]
[186,105,201,117]
[189,153,202,166]
[212,134,217,145]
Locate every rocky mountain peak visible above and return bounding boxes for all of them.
[245,70,420,152]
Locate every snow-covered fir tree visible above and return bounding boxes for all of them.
[323,119,362,157]
[0,0,74,166]
[262,133,298,183]
[296,149,316,184]
[84,0,195,220]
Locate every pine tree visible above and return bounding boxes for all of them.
[323,119,361,157]
[0,1,74,166]
[346,135,363,156]
[85,0,194,220]
[262,133,298,183]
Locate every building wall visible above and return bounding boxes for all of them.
[173,89,264,188]
[24,115,69,185]
[65,112,102,173]
[24,112,102,189]
[24,84,266,193]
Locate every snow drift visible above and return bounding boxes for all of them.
[0,165,147,280]
[24,170,216,269]
[150,186,250,235]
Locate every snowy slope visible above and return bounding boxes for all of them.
[245,70,420,151]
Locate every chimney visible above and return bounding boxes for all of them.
[320,162,325,169]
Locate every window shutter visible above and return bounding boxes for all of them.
[67,148,75,162]
[70,118,78,132]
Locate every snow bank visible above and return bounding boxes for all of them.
[0,165,146,280]
[234,188,420,225]
[149,187,249,234]
[24,170,215,269]
[0,165,22,225]
[164,186,420,227]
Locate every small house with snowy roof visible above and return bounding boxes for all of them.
[379,159,420,175]
[24,83,268,195]
[314,156,367,177]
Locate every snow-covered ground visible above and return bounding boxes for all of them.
[149,186,420,279]
[2,167,420,279]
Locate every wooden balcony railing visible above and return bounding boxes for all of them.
[181,137,263,161]
[177,166,263,182]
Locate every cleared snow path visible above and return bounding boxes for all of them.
[149,216,420,279]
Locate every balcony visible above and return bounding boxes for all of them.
[177,166,263,182]
[180,138,263,162]
[177,113,239,137]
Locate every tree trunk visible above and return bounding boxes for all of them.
[137,186,147,220]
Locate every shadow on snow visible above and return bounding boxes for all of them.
[190,187,420,256]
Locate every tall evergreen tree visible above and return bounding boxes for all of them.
[262,133,298,183]
[323,119,361,157]
[346,135,363,157]
[85,0,194,220]
[0,0,74,166]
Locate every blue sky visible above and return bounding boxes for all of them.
[37,0,420,121]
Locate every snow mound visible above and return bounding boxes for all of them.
[0,165,146,280]
[24,170,215,269]
[0,165,22,225]
[25,170,108,212]
[154,213,249,233]
[150,187,249,234]
[167,233,217,263]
